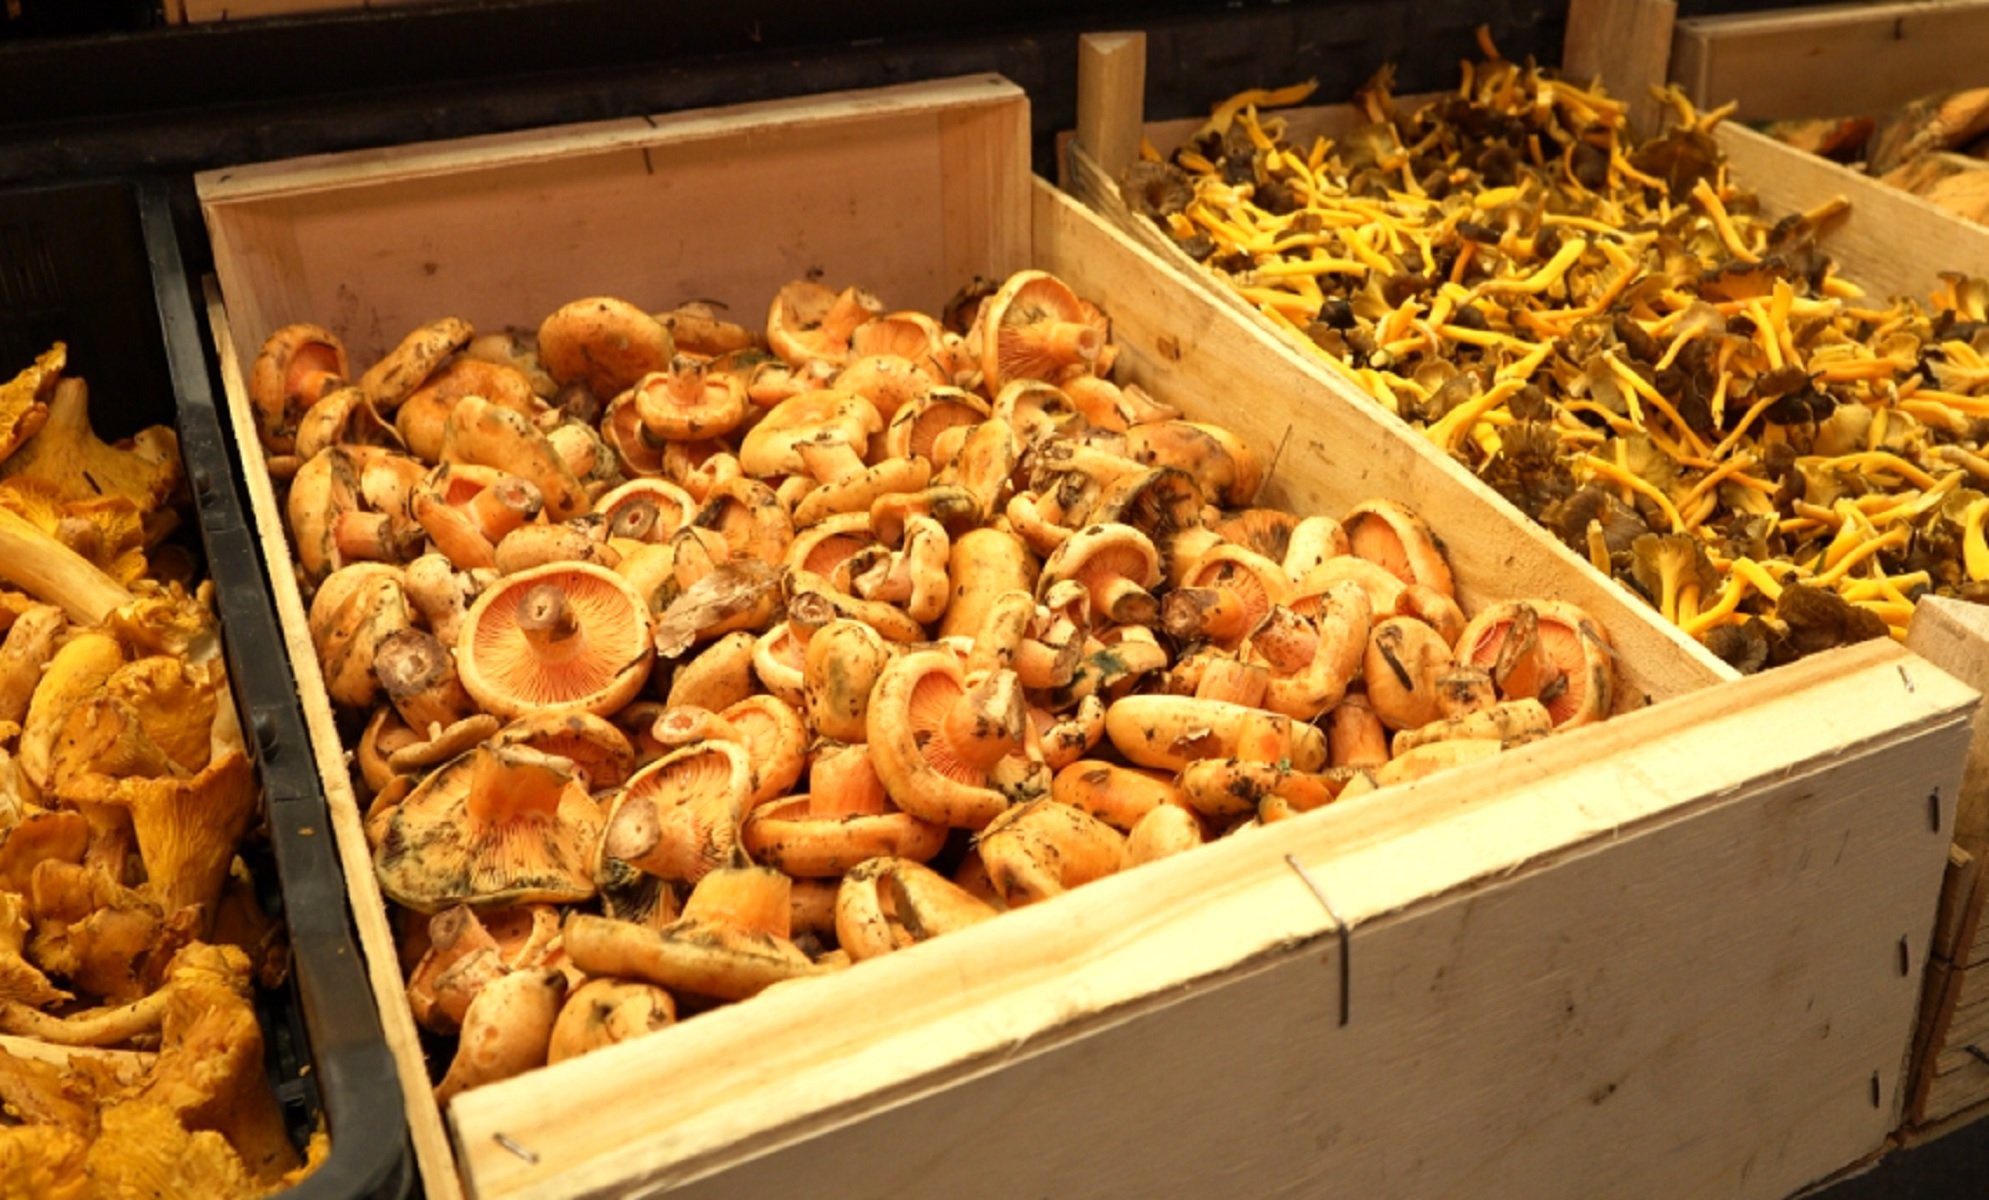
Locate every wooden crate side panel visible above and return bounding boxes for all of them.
[1670,2,1989,123]
[1907,598,1989,862]
[198,77,1031,368]
[1035,179,1728,708]
[205,287,466,1200]
[1564,0,1678,138]
[452,641,1972,1200]
[449,639,1971,1197]
[1715,123,1989,305]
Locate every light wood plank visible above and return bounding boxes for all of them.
[206,282,464,1200]
[1075,32,1148,185]
[1565,0,1680,139]
[1671,1,1989,123]
[1908,598,1989,862]
[452,638,1972,1199]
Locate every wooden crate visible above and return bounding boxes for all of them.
[1669,0,1989,125]
[1068,10,1989,1156]
[163,0,440,23]
[195,75,1976,1199]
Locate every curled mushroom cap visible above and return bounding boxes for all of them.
[1164,544,1292,649]
[359,316,474,413]
[976,270,1106,392]
[599,737,754,891]
[977,797,1127,907]
[834,856,998,962]
[566,866,820,1000]
[866,650,1030,829]
[249,323,348,455]
[537,297,675,400]
[1039,522,1162,628]
[375,743,605,912]
[742,744,946,876]
[1342,499,1455,598]
[738,390,882,484]
[1123,421,1262,509]
[766,281,883,368]
[494,708,635,791]
[547,977,676,1065]
[1453,599,1615,729]
[457,561,653,718]
[1363,615,1456,732]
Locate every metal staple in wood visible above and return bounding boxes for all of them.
[1283,853,1351,1028]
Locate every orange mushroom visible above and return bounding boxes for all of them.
[358,316,474,413]
[456,561,653,718]
[976,270,1107,392]
[1163,544,1292,649]
[738,390,882,485]
[633,356,748,443]
[566,865,820,1000]
[1342,499,1455,597]
[598,737,754,893]
[741,743,946,876]
[833,857,997,962]
[866,649,1030,829]
[537,297,675,401]
[248,324,348,455]
[1453,600,1616,729]
[765,281,883,367]
[374,743,605,912]
[1038,522,1162,628]
[594,477,697,545]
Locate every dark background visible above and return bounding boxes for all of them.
[5,0,1987,1194]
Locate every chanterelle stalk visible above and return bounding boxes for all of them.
[0,507,133,624]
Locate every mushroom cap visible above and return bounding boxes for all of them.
[494,708,635,791]
[547,977,677,1065]
[358,316,474,413]
[1453,599,1615,728]
[376,742,604,912]
[765,281,883,367]
[294,384,406,463]
[537,297,674,400]
[865,649,1025,829]
[1123,421,1262,509]
[1342,499,1455,598]
[632,357,748,443]
[599,737,754,889]
[737,390,883,479]
[833,856,998,962]
[594,477,697,545]
[249,323,348,454]
[977,270,1106,392]
[885,387,991,463]
[1168,544,1293,648]
[1038,522,1162,625]
[1103,693,1329,772]
[306,562,413,710]
[457,561,653,718]
[90,749,259,921]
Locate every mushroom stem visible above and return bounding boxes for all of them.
[1327,695,1390,768]
[807,744,888,818]
[516,584,579,649]
[0,986,171,1046]
[1095,576,1159,626]
[1038,320,1105,367]
[466,745,576,826]
[335,510,418,563]
[375,628,472,735]
[467,476,544,542]
[680,865,791,941]
[1195,656,1270,707]
[942,669,1028,771]
[0,508,134,624]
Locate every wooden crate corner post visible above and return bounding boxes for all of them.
[1564,0,1679,140]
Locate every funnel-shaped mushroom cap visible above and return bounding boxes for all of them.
[457,561,653,719]
[375,743,604,912]
[594,477,697,545]
[599,737,753,890]
[977,270,1106,392]
[765,281,883,367]
[87,750,259,923]
[1454,599,1615,729]
[358,316,474,413]
[738,390,882,482]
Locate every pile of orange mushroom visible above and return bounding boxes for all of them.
[251,268,1617,1100]
[0,346,316,1196]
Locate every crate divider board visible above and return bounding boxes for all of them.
[196,72,1957,1198]
[1669,1,1989,125]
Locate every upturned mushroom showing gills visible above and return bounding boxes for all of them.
[375,743,604,912]
[457,561,653,718]
[249,265,1626,1096]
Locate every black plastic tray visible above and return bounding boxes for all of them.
[0,175,411,1198]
